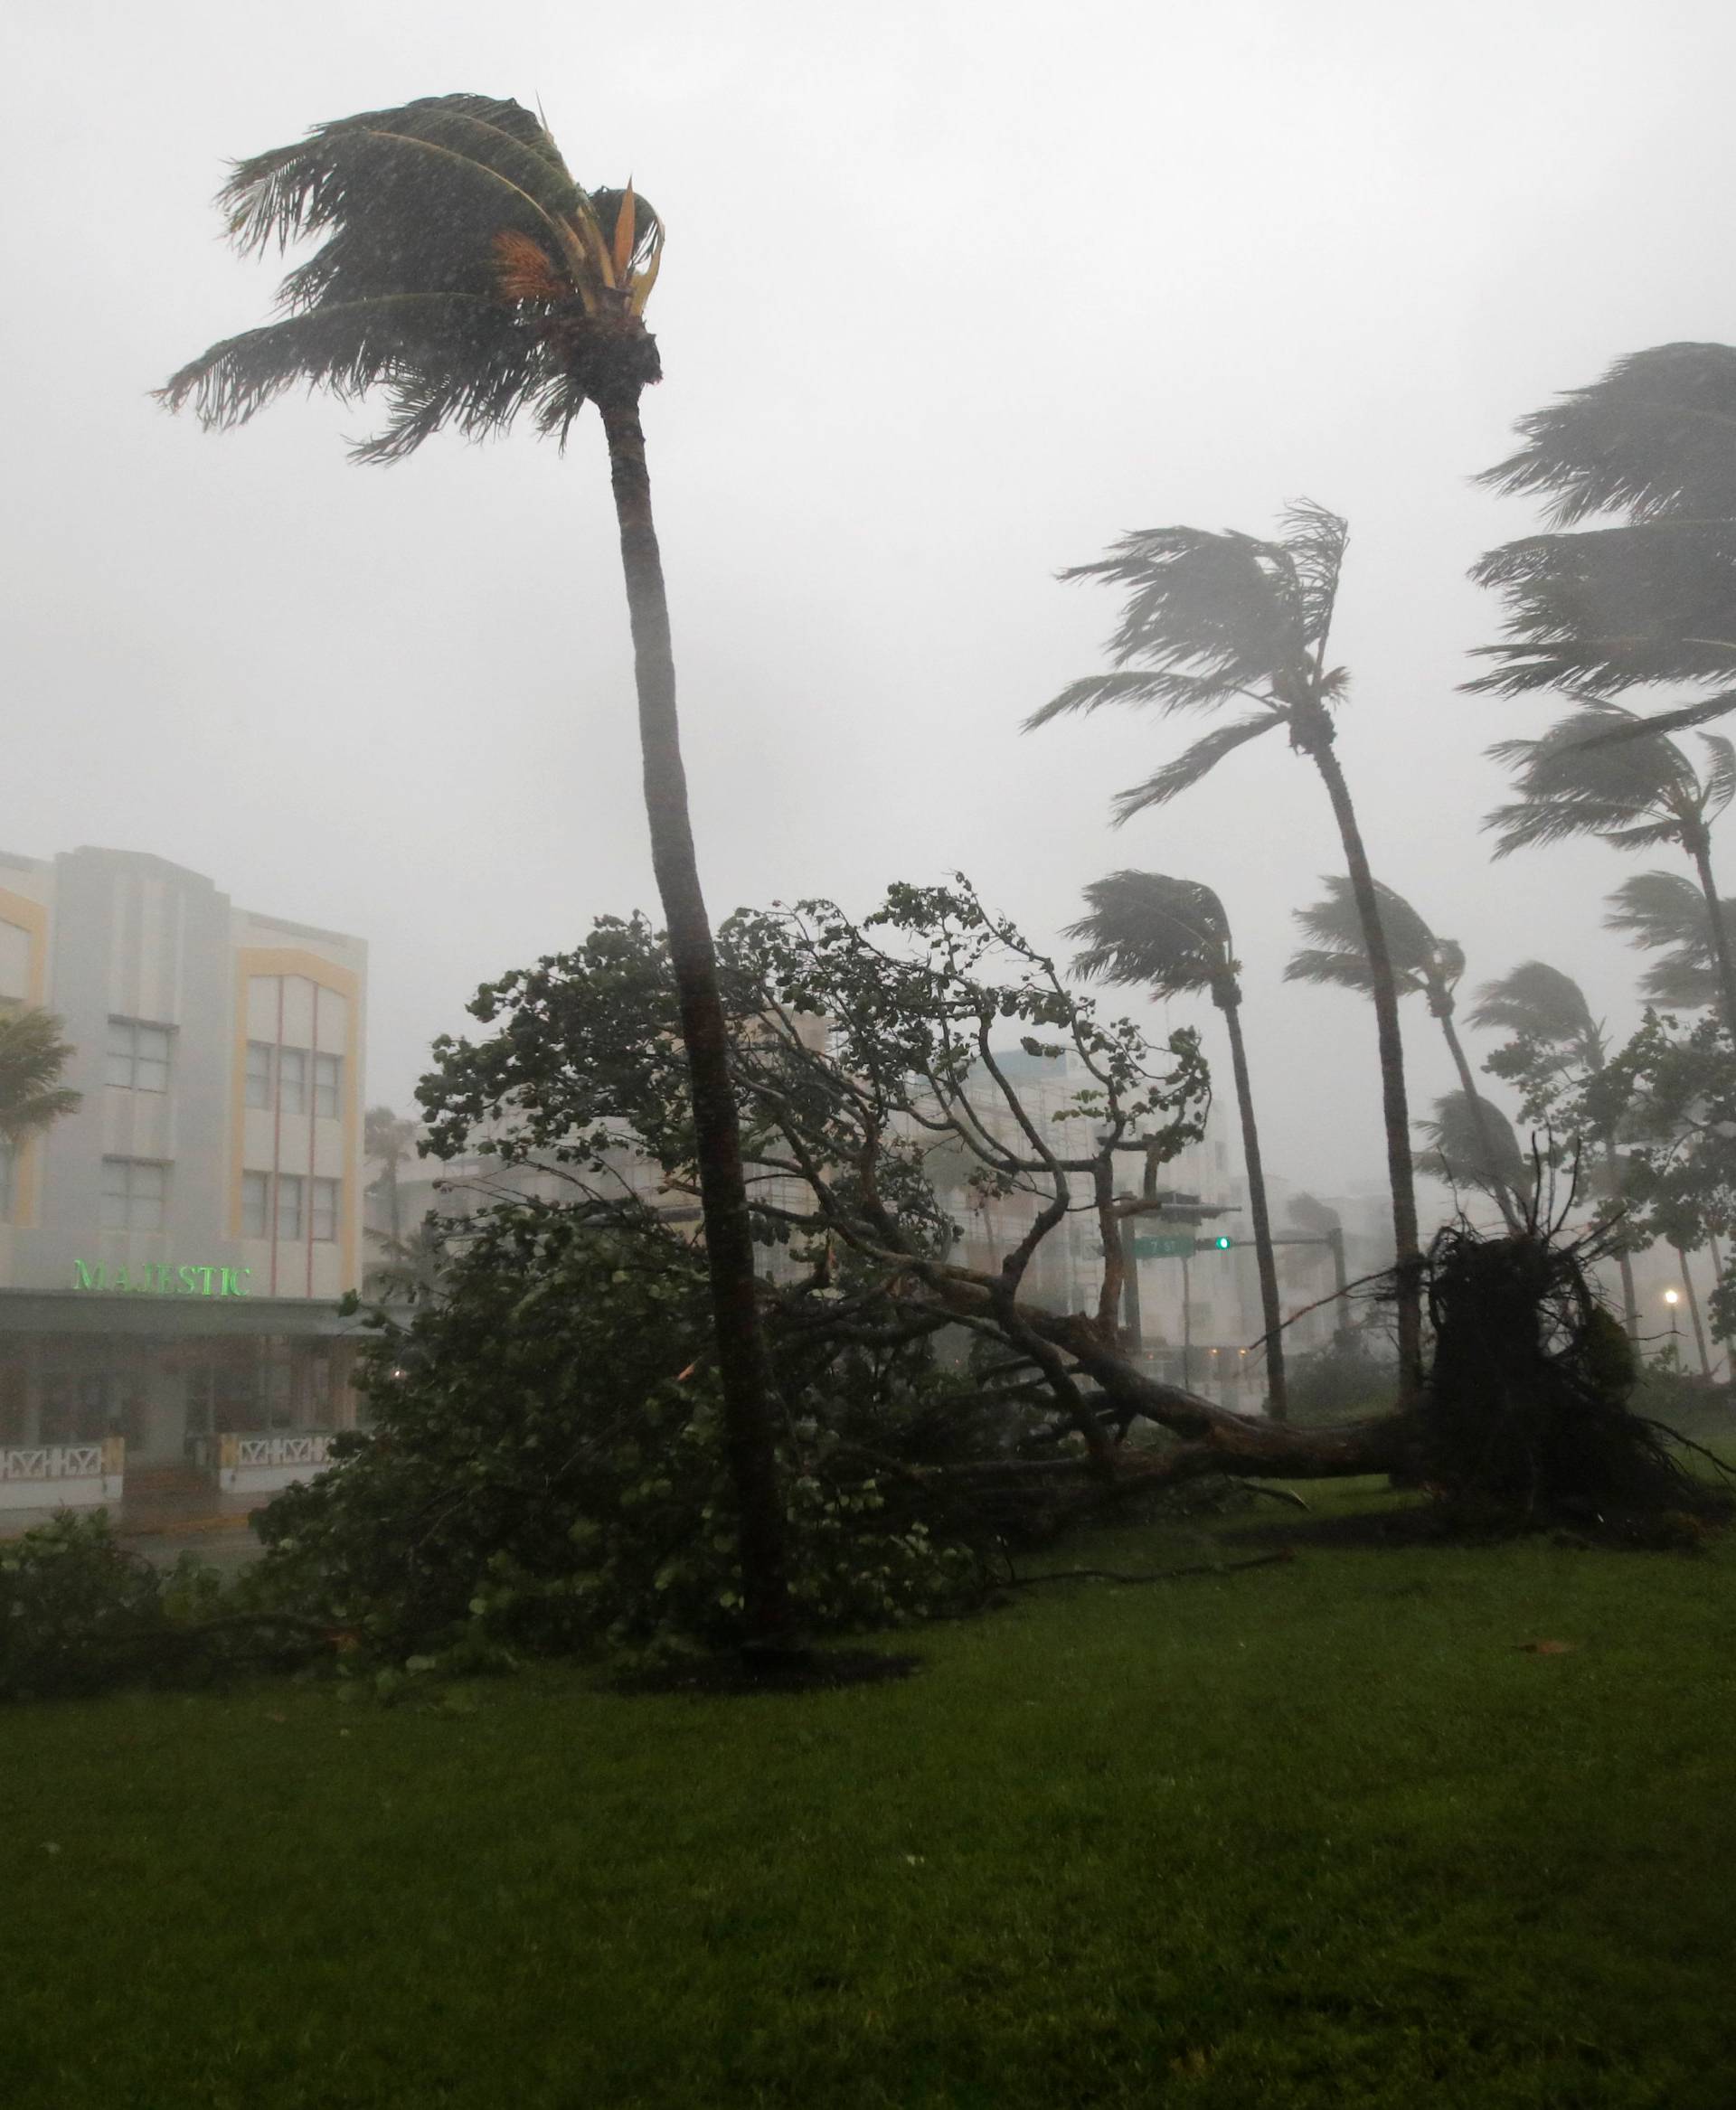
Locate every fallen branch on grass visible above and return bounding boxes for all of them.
[1003,1549,1296,1589]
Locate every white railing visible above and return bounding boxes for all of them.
[2,1444,104,1483]
[232,1434,331,1471]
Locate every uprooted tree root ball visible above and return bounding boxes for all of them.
[1414,1221,1732,1541]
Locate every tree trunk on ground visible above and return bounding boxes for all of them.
[1220,994,1288,1420]
[1689,839,1736,1038]
[1299,732,1424,1394]
[598,387,797,1653]
[1437,1009,1524,1232]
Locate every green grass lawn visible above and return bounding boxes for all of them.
[6,1480,1736,2108]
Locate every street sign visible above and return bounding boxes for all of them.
[1132,1233,1196,1259]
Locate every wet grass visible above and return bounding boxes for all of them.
[5,1478,1736,2106]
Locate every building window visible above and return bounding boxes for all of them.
[106,1019,172,1093]
[241,1170,269,1239]
[314,1052,342,1121]
[276,1172,304,1240]
[246,1041,273,1109]
[278,1047,307,1116]
[311,1177,340,1242]
[101,1158,166,1231]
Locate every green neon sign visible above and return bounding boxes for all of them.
[72,1260,251,1298]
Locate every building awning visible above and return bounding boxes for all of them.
[0,1289,368,1341]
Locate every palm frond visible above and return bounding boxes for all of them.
[1700,733,1736,819]
[1283,946,1382,995]
[161,93,664,464]
[1285,874,1442,991]
[1604,869,1712,949]
[1278,498,1350,649]
[0,1009,80,1146]
[1466,519,1736,697]
[1483,703,1703,856]
[1108,712,1282,824]
[1057,527,1310,700]
[1475,343,1736,526]
[1064,871,1232,1001]
[1604,871,1734,1011]
[1467,960,1599,1047]
[1416,1089,1531,1199]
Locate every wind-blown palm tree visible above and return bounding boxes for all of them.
[1285,877,1522,1231]
[364,1105,420,1246]
[0,1008,80,1147]
[1417,1091,1533,1210]
[1486,701,1736,1031]
[1468,961,1638,1336]
[1603,871,1736,1010]
[159,94,794,1648]
[1470,342,1736,739]
[1065,871,1289,1420]
[1028,504,1425,1390]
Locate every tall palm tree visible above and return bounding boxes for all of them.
[1467,960,1638,1336]
[1486,701,1736,1031]
[159,94,795,1649]
[1603,871,1736,1010]
[1285,877,1523,1232]
[1028,504,1425,1390]
[1470,342,1736,740]
[1065,871,1289,1420]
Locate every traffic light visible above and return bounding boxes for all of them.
[1195,1233,1235,1252]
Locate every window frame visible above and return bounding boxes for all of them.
[100,1157,168,1232]
[106,1017,173,1095]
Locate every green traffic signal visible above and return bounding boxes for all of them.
[1195,1233,1235,1251]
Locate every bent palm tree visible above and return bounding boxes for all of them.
[1417,1091,1533,1210]
[1285,877,1522,1231]
[1604,871,1736,1010]
[1029,504,1425,1391]
[159,95,795,1649]
[1467,960,1639,1336]
[1066,871,1288,1419]
[1470,342,1736,739]
[1486,701,1736,1031]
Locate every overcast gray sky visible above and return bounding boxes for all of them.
[5,0,1732,1201]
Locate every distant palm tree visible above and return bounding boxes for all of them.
[1486,702,1736,1031]
[0,1008,80,1148]
[364,1106,420,1246]
[1470,342,1736,739]
[1417,1091,1533,1210]
[1028,504,1424,1390]
[1066,871,1289,1420]
[1467,960,1638,1336]
[1603,871,1736,1010]
[1285,878,1522,1231]
[158,93,794,1648]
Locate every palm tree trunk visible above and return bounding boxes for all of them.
[597,389,796,1653]
[1674,1241,1712,1376]
[1688,840,1736,1034]
[1301,736,1424,1392]
[1220,997,1288,1420]
[1436,1013,1523,1232]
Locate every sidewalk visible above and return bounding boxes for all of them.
[0,1491,266,1568]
